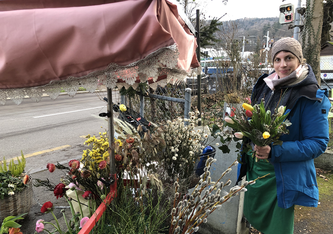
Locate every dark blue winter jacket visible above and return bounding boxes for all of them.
[243,65,331,209]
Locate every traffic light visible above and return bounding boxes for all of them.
[279,3,294,24]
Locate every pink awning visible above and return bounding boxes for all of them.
[0,0,199,104]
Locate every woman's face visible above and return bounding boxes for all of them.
[273,51,300,78]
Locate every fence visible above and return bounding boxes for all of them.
[119,84,194,124]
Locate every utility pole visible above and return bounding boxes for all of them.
[196,9,201,125]
[293,0,302,40]
[241,36,245,60]
[264,31,270,66]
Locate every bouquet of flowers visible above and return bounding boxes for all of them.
[224,100,292,161]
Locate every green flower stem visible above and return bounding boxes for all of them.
[65,196,76,218]
[62,211,73,234]
[50,211,63,234]
[89,199,93,217]
[43,220,61,234]
[74,189,84,219]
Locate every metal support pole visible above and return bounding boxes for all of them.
[184,88,192,125]
[140,94,144,117]
[196,9,201,125]
[107,88,116,177]
[293,0,302,40]
[121,95,126,105]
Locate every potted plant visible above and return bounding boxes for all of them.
[0,153,32,222]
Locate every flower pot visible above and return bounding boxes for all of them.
[0,180,33,222]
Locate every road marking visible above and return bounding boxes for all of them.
[4,145,71,162]
[33,106,105,118]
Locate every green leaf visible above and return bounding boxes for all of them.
[211,124,221,136]
[219,145,231,154]
[3,221,21,228]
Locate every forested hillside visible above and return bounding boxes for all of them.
[217,17,294,51]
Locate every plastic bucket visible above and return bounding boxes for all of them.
[195,145,216,176]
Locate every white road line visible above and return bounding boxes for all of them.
[33,106,105,118]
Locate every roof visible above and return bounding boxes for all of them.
[321,41,333,56]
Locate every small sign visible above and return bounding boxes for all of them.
[324,73,328,78]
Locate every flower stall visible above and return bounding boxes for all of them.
[0,0,200,232]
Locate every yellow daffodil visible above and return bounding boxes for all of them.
[114,138,122,147]
[263,131,270,139]
[242,103,254,111]
[119,104,127,112]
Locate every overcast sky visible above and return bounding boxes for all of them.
[198,0,305,21]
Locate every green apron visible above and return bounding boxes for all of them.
[243,154,294,234]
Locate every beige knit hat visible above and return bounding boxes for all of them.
[271,37,303,63]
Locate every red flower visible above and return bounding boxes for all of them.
[69,160,80,170]
[41,201,53,213]
[245,110,253,117]
[54,183,67,199]
[99,160,107,169]
[82,191,93,199]
[47,163,55,173]
[23,174,29,185]
[115,154,122,162]
[126,137,134,143]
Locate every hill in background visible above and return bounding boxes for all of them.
[220,17,294,51]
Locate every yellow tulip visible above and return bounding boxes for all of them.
[119,104,127,112]
[242,103,254,111]
[263,131,270,139]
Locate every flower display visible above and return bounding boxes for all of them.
[54,183,67,199]
[0,171,28,199]
[41,201,53,213]
[225,100,291,161]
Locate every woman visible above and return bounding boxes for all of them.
[240,37,330,234]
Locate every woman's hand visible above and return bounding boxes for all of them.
[254,145,271,160]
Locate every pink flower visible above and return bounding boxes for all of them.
[97,180,104,190]
[80,217,90,228]
[225,116,234,124]
[234,132,244,139]
[35,219,44,233]
[67,182,80,190]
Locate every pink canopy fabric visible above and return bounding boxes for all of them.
[0,0,199,104]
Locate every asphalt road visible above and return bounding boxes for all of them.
[0,91,120,171]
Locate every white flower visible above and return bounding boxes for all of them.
[8,184,15,188]
[8,191,14,196]
[204,134,208,138]
[215,143,219,146]
[172,156,177,160]
[174,154,178,157]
